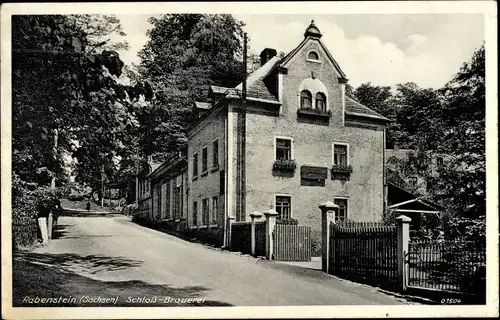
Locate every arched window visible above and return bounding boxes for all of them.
[300,90,312,109]
[315,92,326,112]
[308,51,319,60]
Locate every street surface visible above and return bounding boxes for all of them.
[13,213,411,306]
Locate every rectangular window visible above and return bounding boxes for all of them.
[333,144,348,166]
[211,196,218,224]
[202,147,208,173]
[212,140,219,169]
[408,176,417,187]
[165,182,171,219]
[193,153,198,178]
[219,170,225,195]
[173,185,181,219]
[202,198,209,225]
[275,195,291,220]
[426,178,434,191]
[333,198,348,222]
[157,185,161,219]
[276,138,292,160]
[192,201,198,226]
[436,157,444,166]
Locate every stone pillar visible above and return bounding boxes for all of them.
[47,211,53,240]
[396,215,411,293]
[38,217,49,243]
[264,209,278,260]
[319,201,339,273]
[227,216,235,249]
[250,211,263,256]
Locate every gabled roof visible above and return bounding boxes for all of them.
[210,85,229,95]
[195,101,212,110]
[279,37,347,80]
[388,198,443,212]
[205,21,389,124]
[345,97,390,122]
[232,56,281,102]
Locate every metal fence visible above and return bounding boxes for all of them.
[330,221,398,281]
[407,240,486,294]
[273,224,312,261]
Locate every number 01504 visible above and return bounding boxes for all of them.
[441,298,462,304]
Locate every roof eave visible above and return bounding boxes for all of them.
[345,111,391,123]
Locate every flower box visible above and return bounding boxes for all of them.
[331,164,353,174]
[273,159,297,172]
[331,165,352,180]
[297,108,332,119]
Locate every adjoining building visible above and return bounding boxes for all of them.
[136,20,391,247]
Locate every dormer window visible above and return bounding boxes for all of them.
[300,90,312,109]
[308,51,319,60]
[315,92,326,112]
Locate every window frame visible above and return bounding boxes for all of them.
[192,201,198,226]
[192,152,199,179]
[274,136,294,161]
[306,50,321,63]
[212,138,219,170]
[332,142,350,166]
[274,194,292,220]
[436,156,444,166]
[300,90,313,109]
[408,176,418,187]
[202,198,210,226]
[201,146,208,175]
[315,92,327,112]
[333,197,348,222]
[211,196,218,225]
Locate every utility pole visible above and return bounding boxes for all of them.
[101,163,104,207]
[135,145,139,206]
[240,33,248,221]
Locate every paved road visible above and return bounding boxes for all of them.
[24,214,410,306]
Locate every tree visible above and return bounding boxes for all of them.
[135,14,246,160]
[74,15,129,52]
[352,82,406,148]
[431,45,485,218]
[12,15,148,205]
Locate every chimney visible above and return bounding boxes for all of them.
[260,48,277,66]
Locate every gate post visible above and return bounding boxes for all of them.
[320,201,339,273]
[250,211,262,256]
[264,209,278,260]
[396,215,411,293]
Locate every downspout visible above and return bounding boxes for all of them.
[223,109,228,247]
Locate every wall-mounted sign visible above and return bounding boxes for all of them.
[300,166,328,180]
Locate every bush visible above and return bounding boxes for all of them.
[12,175,38,249]
[12,173,69,250]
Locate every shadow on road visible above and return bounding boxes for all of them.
[59,209,124,218]
[15,251,144,274]
[12,252,232,307]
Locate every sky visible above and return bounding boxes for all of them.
[115,14,484,89]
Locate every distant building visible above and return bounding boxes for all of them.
[385,149,445,228]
